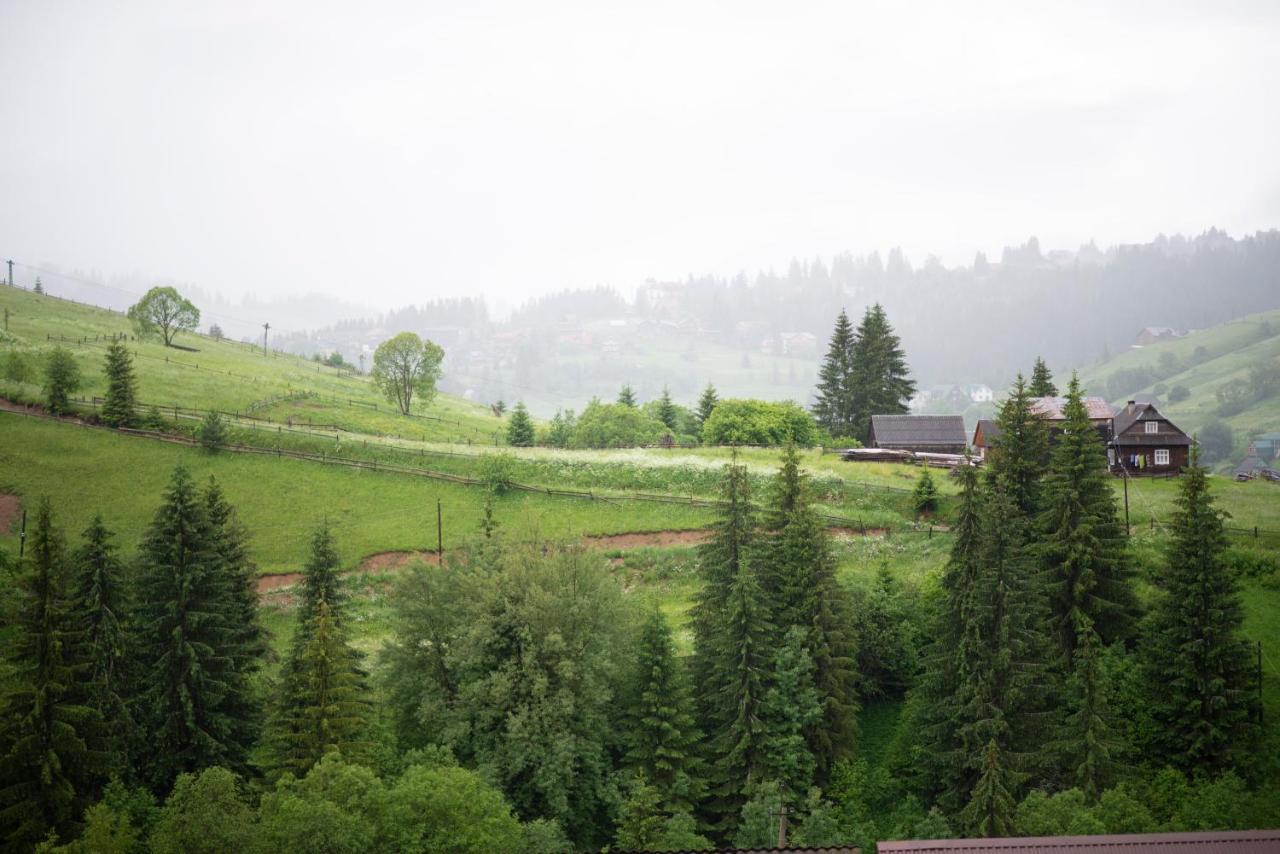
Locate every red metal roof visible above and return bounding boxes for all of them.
[877,829,1280,852]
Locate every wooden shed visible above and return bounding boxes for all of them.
[869,415,967,454]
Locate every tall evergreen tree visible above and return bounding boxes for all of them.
[1143,449,1256,772]
[1039,374,1139,656]
[960,740,1016,837]
[506,401,535,446]
[763,446,859,782]
[691,461,772,827]
[986,375,1048,517]
[100,341,138,428]
[71,516,131,770]
[42,347,81,416]
[811,309,856,437]
[848,303,916,444]
[617,384,638,408]
[1028,357,1058,397]
[133,467,258,792]
[204,478,267,755]
[265,596,369,780]
[1056,616,1120,802]
[758,627,821,804]
[0,500,106,848]
[696,383,719,430]
[622,609,704,814]
[656,386,678,431]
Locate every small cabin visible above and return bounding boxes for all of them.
[971,419,1001,460]
[1030,396,1114,445]
[869,414,968,455]
[1108,400,1191,475]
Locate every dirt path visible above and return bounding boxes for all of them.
[254,525,918,597]
[0,494,20,534]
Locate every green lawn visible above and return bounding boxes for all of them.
[0,412,715,573]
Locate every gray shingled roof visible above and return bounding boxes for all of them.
[871,415,967,447]
[1030,396,1114,420]
[878,829,1280,852]
[1112,401,1190,444]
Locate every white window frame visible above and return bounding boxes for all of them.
[1154,448,1170,466]
[1145,421,1159,434]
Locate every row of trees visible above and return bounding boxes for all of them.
[812,304,915,444]
[903,374,1259,835]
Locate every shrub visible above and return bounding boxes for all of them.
[570,400,665,449]
[199,411,228,450]
[42,346,81,414]
[1168,384,1190,403]
[478,452,517,494]
[700,399,818,446]
[2,349,33,384]
[1195,418,1233,463]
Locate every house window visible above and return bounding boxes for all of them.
[1154,449,1170,466]
[1145,421,1159,434]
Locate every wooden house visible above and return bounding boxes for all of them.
[880,829,1280,854]
[869,414,967,454]
[1030,396,1114,444]
[971,419,1001,460]
[1108,400,1191,475]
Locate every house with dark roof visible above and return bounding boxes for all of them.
[971,419,1001,460]
[878,829,1280,853]
[1109,400,1192,475]
[1029,395,1114,446]
[869,415,968,454]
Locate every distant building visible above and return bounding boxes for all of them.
[965,383,995,403]
[1109,400,1192,475]
[1134,326,1187,346]
[869,414,968,454]
[971,418,1001,460]
[1246,431,1280,462]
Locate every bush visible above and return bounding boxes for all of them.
[570,400,665,449]
[199,411,228,450]
[478,452,517,494]
[42,347,81,414]
[700,399,818,446]
[1168,384,1190,403]
[2,349,33,384]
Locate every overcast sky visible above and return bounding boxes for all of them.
[2,1,1278,311]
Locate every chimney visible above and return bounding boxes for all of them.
[1126,400,1136,415]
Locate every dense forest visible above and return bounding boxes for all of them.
[2,374,1276,852]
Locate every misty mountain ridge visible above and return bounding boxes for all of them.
[272,228,1279,412]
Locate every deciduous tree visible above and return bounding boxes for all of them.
[127,286,200,347]
[370,332,444,415]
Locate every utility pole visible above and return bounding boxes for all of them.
[772,805,789,849]
[5,259,12,286]
[1122,468,1131,536]
[262,322,270,356]
[437,498,443,558]
[3,307,9,330]
[18,510,26,559]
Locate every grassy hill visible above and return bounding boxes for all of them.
[1076,308,1280,451]
[0,285,505,444]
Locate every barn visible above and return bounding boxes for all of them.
[869,414,967,454]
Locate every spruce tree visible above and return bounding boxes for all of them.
[1057,616,1120,802]
[43,347,81,415]
[266,596,369,779]
[696,383,719,430]
[0,500,106,848]
[763,446,859,782]
[656,386,678,431]
[1039,374,1138,657]
[691,460,772,826]
[758,627,821,803]
[505,401,535,446]
[622,609,703,814]
[133,466,257,792]
[960,740,1016,837]
[986,375,1048,516]
[100,340,138,428]
[1143,449,1255,772]
[848,303,915,444]
[1028,357,1058,397]
[204,478,267,753]
[912,469,939,516]
[618,384,638,408]
[71,516,131,768]
[811,309,856,437]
